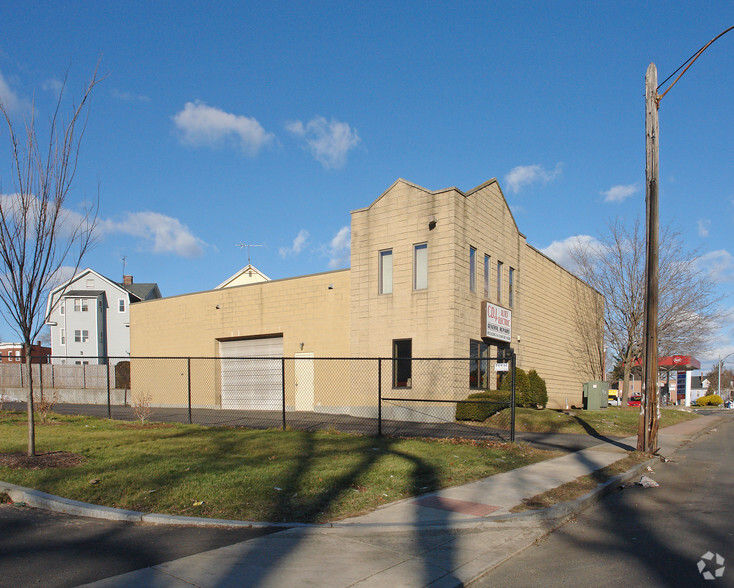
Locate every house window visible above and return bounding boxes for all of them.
[484,255,490,298]
[60,302,65,315]
[60,329,66,346]
[413,243,428,290]
[74,330,89,343]
[470,339,490,389]
[509,267,515,308]
[379,249,393,295]
[74,299,81,312]
[497,261,503,303]
[119,298,126,313]
[392,339,412,388]
[469,247,477,292]
[14,351,21,362]
[82,299,88,312]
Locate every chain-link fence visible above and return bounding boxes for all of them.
[0,354,516,442]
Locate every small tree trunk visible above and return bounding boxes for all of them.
[621,360,632,406]
[25,343,36,457]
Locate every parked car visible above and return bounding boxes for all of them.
[628,395,642,407]
[608,390,621,406]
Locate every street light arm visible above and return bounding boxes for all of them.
[658,25,734,102]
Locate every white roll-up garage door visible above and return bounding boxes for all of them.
[219,337,283,410]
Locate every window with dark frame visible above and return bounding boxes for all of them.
[484,254,490,298]
[413,243,428,290]
[469,247,477,292]
[392,339,412,388]
[379,249,393,295]
[469,339,490,389]
[509,267,515,307]
[497,261,503,303]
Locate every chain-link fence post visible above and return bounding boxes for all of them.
[282,357,286,431]
[106,358,111,419]
[187,358,192,424]
[510,350,516,442]
[378,358,382,436]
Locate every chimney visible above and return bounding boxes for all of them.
[123,275,133,285]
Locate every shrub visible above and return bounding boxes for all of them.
[456,390,511,421]
[115,361,131,389]
[696,394,723,406]
[527,369,548,409]
[500,367,535,407]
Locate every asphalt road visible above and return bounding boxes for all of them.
[473,415,734,587]
[0,505,282,588]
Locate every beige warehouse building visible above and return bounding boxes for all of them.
[131,177,603,415]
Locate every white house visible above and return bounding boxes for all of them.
[46,269,161,365]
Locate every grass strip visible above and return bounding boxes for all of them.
[483,406,700,437]
[510,451,651,512]
[0,411,560,524]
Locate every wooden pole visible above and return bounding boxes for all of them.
[639,63,660,453]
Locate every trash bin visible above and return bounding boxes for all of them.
[583,381,609,410]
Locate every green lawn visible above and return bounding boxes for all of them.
[0,411,559,523]
[485,406,700,437]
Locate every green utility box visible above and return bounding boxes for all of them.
[583,380,610,410]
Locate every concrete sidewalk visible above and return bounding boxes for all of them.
[5,412,730,587]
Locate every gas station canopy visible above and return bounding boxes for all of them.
[633,355,701,371]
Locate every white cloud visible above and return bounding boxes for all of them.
[42,78,64,96]
[286,116,361,169]
[504,163,563,194]
[279,229,310,258]
[327,226,351,268]
[111,88,151,103]
[540,234,600,270]
[601,183,638,203]
[697,219,711,238]
[100,212,208,258]
[0,70,26,112]
[173,101,274,155]
[697,250,734,284]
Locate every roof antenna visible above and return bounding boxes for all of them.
[121,255,127,279]
[235,243,262,266]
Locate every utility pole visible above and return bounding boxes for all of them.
[639,63,660,453]
[637,26,733,452]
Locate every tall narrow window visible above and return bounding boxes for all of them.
[81,299,89,312]
[470,339,490,389]
[497,261,503,303]
[392,339,412,388]
[379,249,393,295]
[60,302,65,315]
[119,298,126,313]
[74,299,81,312]
[484,255,490,298]
[469,247,477,292]
[60,329,66,346]
[74,330,81,343]
[509,267,515,308]
[413,243,428,290]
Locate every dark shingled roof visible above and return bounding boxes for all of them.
[117,282,161,302]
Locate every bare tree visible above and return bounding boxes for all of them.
[571,218,721,406]
[569,279,605,381]
[0,67,100,456]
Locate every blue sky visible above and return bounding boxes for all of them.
[0,2,732,373]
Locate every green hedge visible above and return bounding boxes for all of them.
[455,390,511,421]
[694,394,723,406]
[457,368,549,421]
